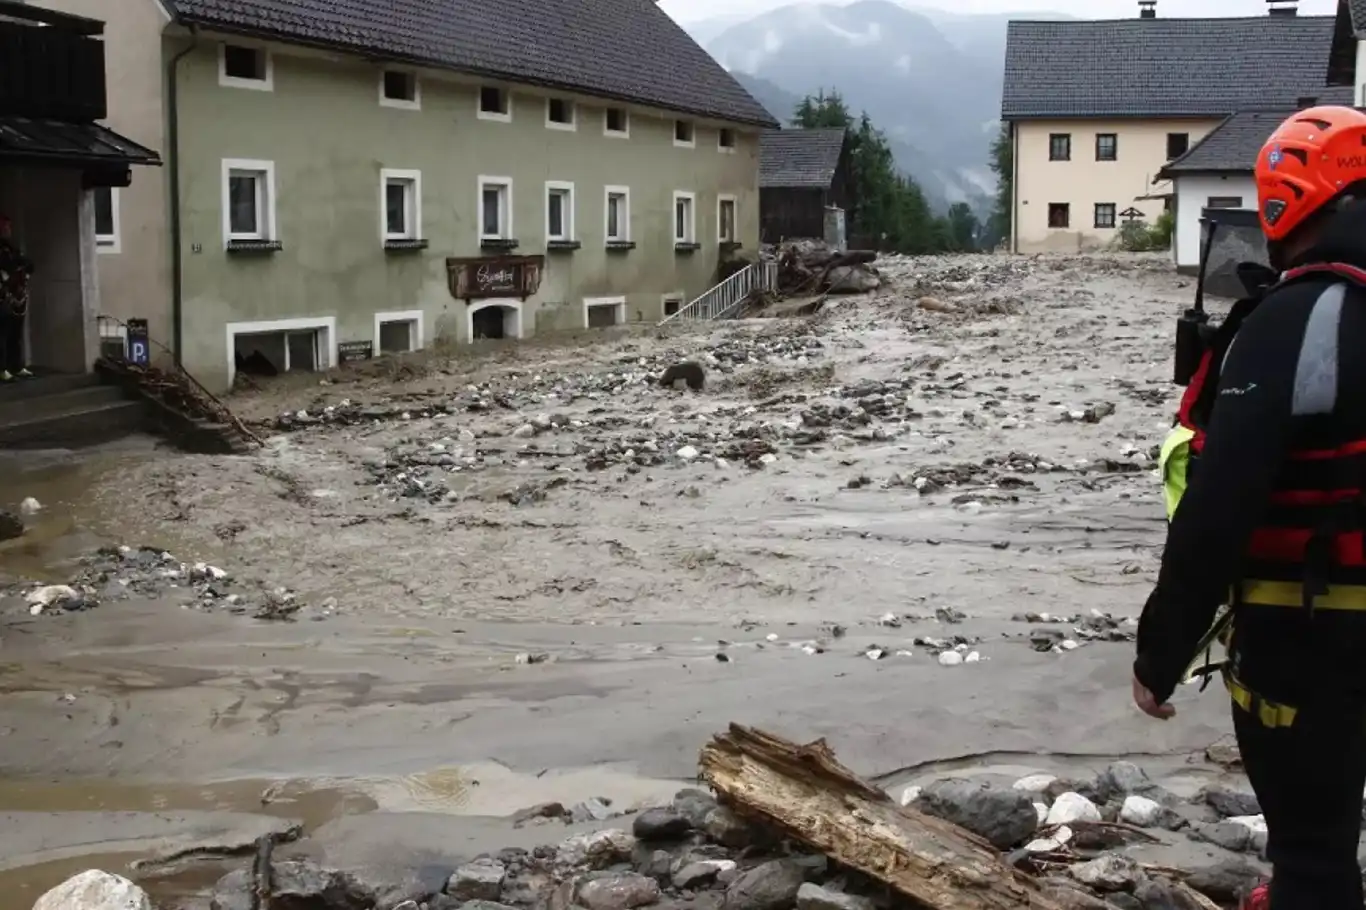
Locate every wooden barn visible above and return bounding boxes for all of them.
[759,128,851,244]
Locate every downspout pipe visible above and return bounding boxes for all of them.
[167,25,198,366]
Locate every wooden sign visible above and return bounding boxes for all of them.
[446,255,544,301]
[338,340,373,363]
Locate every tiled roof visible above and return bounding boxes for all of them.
[1003,14,1341,119]
[1351,0,1366,34]
[1158,94,1355,178]
[759,128,846,189]
[0,116,162,167]
[162,0,777,128]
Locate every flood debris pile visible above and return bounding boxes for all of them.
[772,240,882,296]
[10,545,309,621]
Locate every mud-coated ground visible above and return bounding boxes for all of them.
[0,252,1242,908]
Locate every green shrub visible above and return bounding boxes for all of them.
[1114,211,1174,252]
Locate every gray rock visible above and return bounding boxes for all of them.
[0,510,22,542]
[704,806,761,848]
[575,872,662,910]
[1133,877,1208,910]
[1098,761,1155,800]
[371,863,455,909]
[672,789,718,828]
[572,798,619,823]
[211,861,374,910]
[914,779,1039,849]
[634,808,693,841]
[448,858,507,901]
[795,882,875,910]
[825,265,880,293]
[557,830,637,870]
[673,860,736,890]
[1038,878,1121,910]
[724,860,806,910]
[1200,785,1260,819]
[1184,859,1265,905]
[1189,821,1256,853]
[501,871,554,905]
[1071,854,1139,892]
[462,901,521,910]
[1045,775,1103,804]
[635,848,675,880]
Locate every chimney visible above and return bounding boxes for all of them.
[1267,0,1296,15]
[1138,0,1155,17]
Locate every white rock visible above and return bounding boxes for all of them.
[32,870,151,910]
[964,651,981,663]
[1119,795,1162,827]
[676,445,699,460]
[1012,774,1057,793]
[1228,814,1267,835]
[511,424,536,438]
[1060,639,1079,651]
[937,651,963,666]
[1034,802,1049,824]
[1024,826,1072,853]
[26,584,78,608]
[758,453,778,465]
[19,496,41,514]
[1045,792,1101,826]
[898,785,922,806]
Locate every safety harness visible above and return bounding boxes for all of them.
[1162,261,1366,726]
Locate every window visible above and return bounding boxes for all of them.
[478,176,513,240]
[546,181,574,241]
[381,169,421,242]
[718,128,736,152]
[604,107,629,137]
[547,98,575,130]
[1047,202,1070,229]
[1048,133,1071,161]
[1206,196,1244,209]
[478,86,510,121]
[673,191,696,244]
[1094,203,1116,229]
[1167,132,1190,159]
[717,195,736,243]
[1095,133,1117,161]
[375,310,423,354]
[380,70,419,109]
[93,186,119,253]
[605,186,630,243]
[663,294,684,317]
[219,43,271,90]
[221,158,276,246]
[674,119,695,148]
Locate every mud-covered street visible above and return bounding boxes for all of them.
[0,253,1244,908]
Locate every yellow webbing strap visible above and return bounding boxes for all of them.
[1159,425,1197,521]
[1241,580,1366,610]
[1224,668,1298,728]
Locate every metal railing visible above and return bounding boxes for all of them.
[658,260,778,325]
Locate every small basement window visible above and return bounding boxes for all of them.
[1047,202,1070,229]
[381,70,419,108]
[479,86,510,119]
[220,44,270,88]
[547,98,575,128]
[377,312,421,353]
[585,297,626,329]
[674,119,695,146]
[233,329,319,378]
[663,295,684,317]
[605,107,628,136]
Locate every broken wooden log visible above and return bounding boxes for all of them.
[698,724,1061,910]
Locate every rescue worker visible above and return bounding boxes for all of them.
[0,214,33,381]
[1133,105,1366,909]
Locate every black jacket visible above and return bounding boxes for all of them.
[0,238,33,315]
[1134,200,1366,706]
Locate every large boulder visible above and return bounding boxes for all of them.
[33,870,150,910]
[914,779,1039,849]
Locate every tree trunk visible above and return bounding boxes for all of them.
[698,724,1061,910]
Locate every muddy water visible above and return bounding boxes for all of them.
[0,254,1241,903]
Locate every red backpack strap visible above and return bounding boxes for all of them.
[1276,261,1366,290]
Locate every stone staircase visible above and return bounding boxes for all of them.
[0,373,147,449]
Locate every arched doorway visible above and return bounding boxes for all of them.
[467,300,523,341]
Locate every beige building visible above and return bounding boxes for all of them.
[1001,1,1342,254]
[29,0,775,392]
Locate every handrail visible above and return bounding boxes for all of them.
[657,260,778,326]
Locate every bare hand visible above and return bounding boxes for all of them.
[1133,676,1176,719]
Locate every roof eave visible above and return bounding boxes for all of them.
[1003,111,1237,121]
[1159,166,1253,180]
[173,13,780,129]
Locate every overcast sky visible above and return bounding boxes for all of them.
[661,0,1336,24]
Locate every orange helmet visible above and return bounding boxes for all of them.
[1256,105,1366,241]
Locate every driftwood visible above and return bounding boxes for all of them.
[698,724,1061,910]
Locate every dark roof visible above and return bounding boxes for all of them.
[0,117,161,167]
[1003,14,1341,119]
[1351,0,1366,34]
[759,129,846,188]
[1157,94,1356,179]
[162,0,777,128]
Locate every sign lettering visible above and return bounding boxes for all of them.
[338,340,373,363]
[475,264,517,291]
[1338,155,1366,169]
[126,318,150,366]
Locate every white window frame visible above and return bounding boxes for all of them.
[604,185,631,243]
[603,107,630,138]
[673,119,695,149]
[478,175,514,240]
[477,86,512,122]
[546,97,576,131]
[378,69,421,110]
[374,309,425,354]
[662,291,686,318]
[218,43,273,91]
[225,316,337,388]
[582,295,627,329]
[93,185,120,254]
[717,194,737,243]
[672,190,696,244]
[221,158,277,247]
[380,168,422,242]
[545,180,575,242]
[717,128,737,153]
